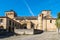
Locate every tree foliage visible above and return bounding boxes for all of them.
[56,12,60,33]
[56,19,60,28]
[57,12,60,19]
[56,12,60,28]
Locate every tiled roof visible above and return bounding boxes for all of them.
[46,18,56,20]
[0,16,8,18]
[15,16,38,20]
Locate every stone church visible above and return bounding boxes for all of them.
[0,10,57,32]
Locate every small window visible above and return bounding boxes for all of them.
[50,20,52,23]
[0,19,3,22]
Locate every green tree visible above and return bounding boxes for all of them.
[56,12,60,33]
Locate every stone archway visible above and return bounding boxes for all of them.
[0,26,4,29]
[8,26,11,32]
[31,22,34,29]
[8,26,14,32]
[21,23,27,29]
[23,23,27,29]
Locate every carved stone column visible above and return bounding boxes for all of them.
[27,21,31,29]
[37,14,43,30]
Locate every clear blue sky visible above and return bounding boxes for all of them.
[0,0,60,18]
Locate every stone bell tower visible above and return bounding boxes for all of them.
[5,10,17,19]
[42,10,51,18]
[37,10,51,30]
[42,10,51,31]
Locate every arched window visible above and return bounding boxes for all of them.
[50,20,52,23]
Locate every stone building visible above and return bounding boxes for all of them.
[0,10,57,32]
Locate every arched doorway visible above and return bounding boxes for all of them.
[8,26,11,32]
[21,23,27,29]
[31,22,34,29]
[0,26,4,29]
[0,26,5,32]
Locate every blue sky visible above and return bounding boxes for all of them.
[0,0,60,18]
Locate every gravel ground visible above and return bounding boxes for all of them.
[0,32,59,40]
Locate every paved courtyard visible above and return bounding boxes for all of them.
[0,32,60,40]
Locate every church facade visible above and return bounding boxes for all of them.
[0,10,57,32]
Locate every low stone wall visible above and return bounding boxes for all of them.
[14,29,34,35]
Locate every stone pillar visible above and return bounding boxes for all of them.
[37,14,43,30]
[34,24,37,29]
[27,21,31,29]
[43,19,47,31]
[11,21,14,32]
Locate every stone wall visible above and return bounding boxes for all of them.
[0,18,7,29]
[15,29,33,35]
[46,20,57,31]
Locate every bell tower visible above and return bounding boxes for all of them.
[42,10,51,18]
[5,10,17,19]
[37,10,51,30]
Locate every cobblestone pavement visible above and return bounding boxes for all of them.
[0,32,60,40]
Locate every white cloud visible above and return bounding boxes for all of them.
[24,0,34,16]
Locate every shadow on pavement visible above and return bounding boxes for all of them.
[0,29,15,39]
[34,29,44,34]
